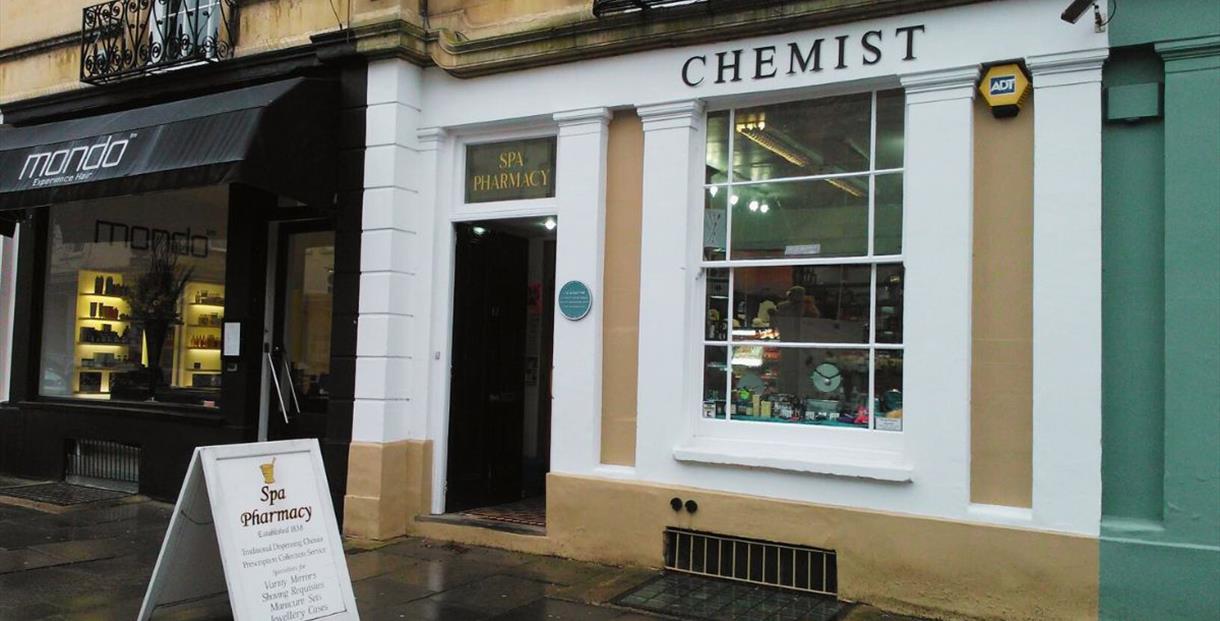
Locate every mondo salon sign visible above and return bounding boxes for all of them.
[681,24,925,87]
[466,137,557,203]
[3,130,147,190]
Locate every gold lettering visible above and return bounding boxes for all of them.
[471,163,552,197]
[500,151,524,169]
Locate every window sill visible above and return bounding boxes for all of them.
[673,437,913,482]
[14,398,226,424]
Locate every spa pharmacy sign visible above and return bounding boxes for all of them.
[139,440,358,620]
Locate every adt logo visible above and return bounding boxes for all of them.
[989,75,1017,96]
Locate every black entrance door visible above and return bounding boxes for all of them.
[267,223,335,441]
[446,224,529,513]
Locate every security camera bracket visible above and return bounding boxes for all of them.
[1061,0,1107,32]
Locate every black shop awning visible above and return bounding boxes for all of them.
[0,78,336,221]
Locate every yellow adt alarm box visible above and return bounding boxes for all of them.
[979,63,1031,118]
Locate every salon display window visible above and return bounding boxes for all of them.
[38,187,228,407]
[701,90,904,432]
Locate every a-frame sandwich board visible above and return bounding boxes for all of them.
[139,439,358,620]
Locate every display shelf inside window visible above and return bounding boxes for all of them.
[174,282,225,391]
[700,89,905,432]
[74,270,136,398]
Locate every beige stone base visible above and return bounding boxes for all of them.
[344,454,1098,621]
[545,475,1098,621]
[343,439,431,540]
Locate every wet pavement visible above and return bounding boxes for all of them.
[0,488,923,620]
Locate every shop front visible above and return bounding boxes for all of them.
[339,1,1111,619]
[0,75,362,505]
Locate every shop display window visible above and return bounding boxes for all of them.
[38,187,228,407]
[702,90,904,431]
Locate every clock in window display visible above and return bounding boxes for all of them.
[810,362,842,393]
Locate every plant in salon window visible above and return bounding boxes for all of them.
[701,90,905,432]
[113,239,192,401]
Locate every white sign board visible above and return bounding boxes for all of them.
[223,322,241,357]
[139,439,358,620]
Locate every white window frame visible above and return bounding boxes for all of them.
[680,89,909,470]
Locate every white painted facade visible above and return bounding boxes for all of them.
[354,0,1108,536]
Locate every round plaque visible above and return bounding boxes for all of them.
[557,281,592,321]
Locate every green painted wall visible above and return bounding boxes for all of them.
[1101,2,1220,619]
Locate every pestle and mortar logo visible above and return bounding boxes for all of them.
[240,457,315,527]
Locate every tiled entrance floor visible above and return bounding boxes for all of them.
[460,496,547,529]
[616,573,847,621]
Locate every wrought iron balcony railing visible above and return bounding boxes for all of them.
[80,0,238,85]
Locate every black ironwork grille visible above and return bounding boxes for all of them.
[80,0,238,85]
[663,528,838,595]
[66,438,141,487]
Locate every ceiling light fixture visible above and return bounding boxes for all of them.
[825,177,866,198]
[748,200,759,212]
[544,217,557,231]
[736,119,866,199]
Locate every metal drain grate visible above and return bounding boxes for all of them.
[664,528,837,595]
[66,439,140,493]
[615,573,847,621]
[0,482,131,506]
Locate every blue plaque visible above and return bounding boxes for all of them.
[557,281,592,321]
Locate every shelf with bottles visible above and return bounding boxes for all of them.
[74,270,135,399]
[186,284,225,308]
[175,282,225,390]
[185,333,222,350]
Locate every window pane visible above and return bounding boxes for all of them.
[731,265,870,343]
[732,93,872,182]
[703,346,728,419]
[730,346,869,427]
[706,110,730,184]
[874,173,903,255]
[875,265,904,344]
[729,177,869,260]
[875,89,905,170]
[40,188,228,407]
[703,185,727,261]
[704,268,729,342]
[874,350,903,431]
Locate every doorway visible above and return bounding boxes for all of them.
[446,216,556,527]
[265,222,335,441]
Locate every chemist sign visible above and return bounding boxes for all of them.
[465,137,556,203]
[139,440,358,620]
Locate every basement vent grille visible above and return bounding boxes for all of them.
[66,439,140,493]
[663,528,837,595]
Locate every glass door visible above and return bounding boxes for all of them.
[267,223,335,441]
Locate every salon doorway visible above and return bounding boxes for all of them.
[445,216,556,529]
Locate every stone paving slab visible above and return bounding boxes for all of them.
[0,491,926,620]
